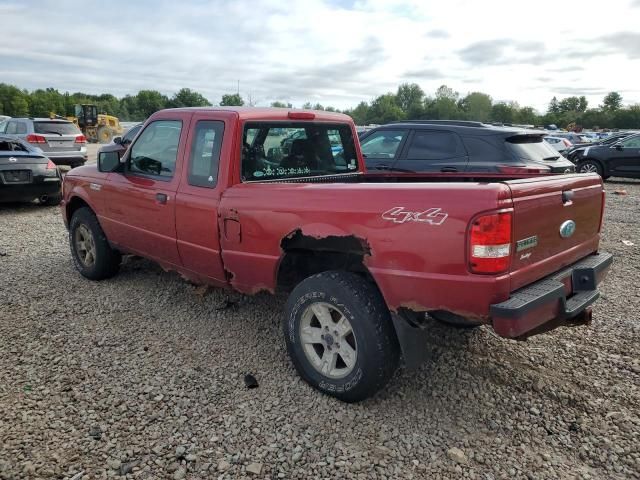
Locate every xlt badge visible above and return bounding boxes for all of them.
[516,235,538,252]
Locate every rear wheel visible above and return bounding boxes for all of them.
[283,271,399,402]
[96,126,113,144]
[577,159,603,177]
[69,207,121,280]
[430,311,482,329]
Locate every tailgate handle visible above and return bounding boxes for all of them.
[562,190,574,205]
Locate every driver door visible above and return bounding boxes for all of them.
[101,113,192,267]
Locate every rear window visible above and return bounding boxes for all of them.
[506,135,560,161]
[34,121,80,135]
[241,122,358,181]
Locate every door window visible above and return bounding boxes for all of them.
[620,136,640,148]
[360,130,406,159]
[188,120,224,188]
[406,131,461,160]
[129,120,182,178]
[5,121,18,134]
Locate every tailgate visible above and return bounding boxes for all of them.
[506,173,604,291]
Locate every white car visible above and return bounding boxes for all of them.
[544,136,572,153]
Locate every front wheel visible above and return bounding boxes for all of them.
[577,159,603,177]
[283,271,400,402]
[69,207,121,280]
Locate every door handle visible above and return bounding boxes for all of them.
[440,167,458,172]
[155,193,168,204]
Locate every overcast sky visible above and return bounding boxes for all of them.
[2,0,639,112]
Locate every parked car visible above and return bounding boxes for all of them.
[0,134,62,205]
[61,107,611,402]
[544,136,573,153]
[0,117,87,167]
[571,132,640,179]
[97,122,143,158]
[551,132,587,145]
[359,121,575,174]
[565,132,633,161]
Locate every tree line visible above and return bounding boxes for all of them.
[1,82,638,129]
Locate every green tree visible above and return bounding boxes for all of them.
[459,92,492,122]
[612,105,640,129]
[548,96,561,114]
[490,102,516,123]
[602,91,622,111]
[516,106,537,125]
[302,102,313,109]
[136,90,169,118]
[220,93,244,106]
[270,101,292,108]
[368,93,404,124]
[169,88,211,108]
[346,101,370,125]
[396,83,425,118]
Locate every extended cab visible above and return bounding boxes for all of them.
[61,108,612,402]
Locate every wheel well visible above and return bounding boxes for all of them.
[277,230,375,292]
[66,196,91,222]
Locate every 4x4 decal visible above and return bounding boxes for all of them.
[382,207,448,225]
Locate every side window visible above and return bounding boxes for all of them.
[129,120,182,178]
[16,122,27,134]
[406,131,461,160]
[123,124,142,144]
[621,136,640,148]
[463,137,501,162]
[5,121,17,135]
[360,130,406,159]
[188,120,224,188]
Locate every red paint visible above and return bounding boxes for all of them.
[61,107,610,337]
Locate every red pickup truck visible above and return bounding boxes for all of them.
[61,108,612,402]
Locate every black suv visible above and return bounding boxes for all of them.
[571,132,640,179]
[359,120,575,174]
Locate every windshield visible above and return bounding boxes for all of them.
[241,122,358,181]
[506,135,562,161]
[34,121,80,135]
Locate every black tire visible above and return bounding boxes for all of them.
[69,207,121,280]
[41,193,62,206]
[577,159,603,177]
[283,271,400,403]
[430,311,481,329]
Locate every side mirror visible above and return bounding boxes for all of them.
[98,151,121,172]
[112,136,123,145]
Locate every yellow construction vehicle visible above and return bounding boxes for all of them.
[73,104,123,143]
[51,105,123,143]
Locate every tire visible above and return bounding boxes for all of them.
[430,311,481,329]
[283,271,400,402]
[69,207,121,280]
[41,193,62,206]
[577,159,603,177]
[96,126,113,144]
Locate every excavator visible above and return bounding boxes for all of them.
[50,104,123,143]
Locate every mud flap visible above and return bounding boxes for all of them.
[390,312,430,370]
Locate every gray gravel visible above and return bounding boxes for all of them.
[1,178,639,480]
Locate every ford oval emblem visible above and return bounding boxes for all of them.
[559,220,576,238]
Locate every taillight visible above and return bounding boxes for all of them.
[469,211,512,274]
[46,159,57,169]
[75,135,87,144]
[26,134,46,144]
[497,165,551,174]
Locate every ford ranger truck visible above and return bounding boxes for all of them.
[60,108,612,402]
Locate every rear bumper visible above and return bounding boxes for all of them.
[0,181,61,202]
[46,150,87,165]
[491,252,613,338]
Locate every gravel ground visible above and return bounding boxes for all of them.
[0,178,639,480]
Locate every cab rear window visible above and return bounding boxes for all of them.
[34,121,81,135]
[241,122,358,181]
